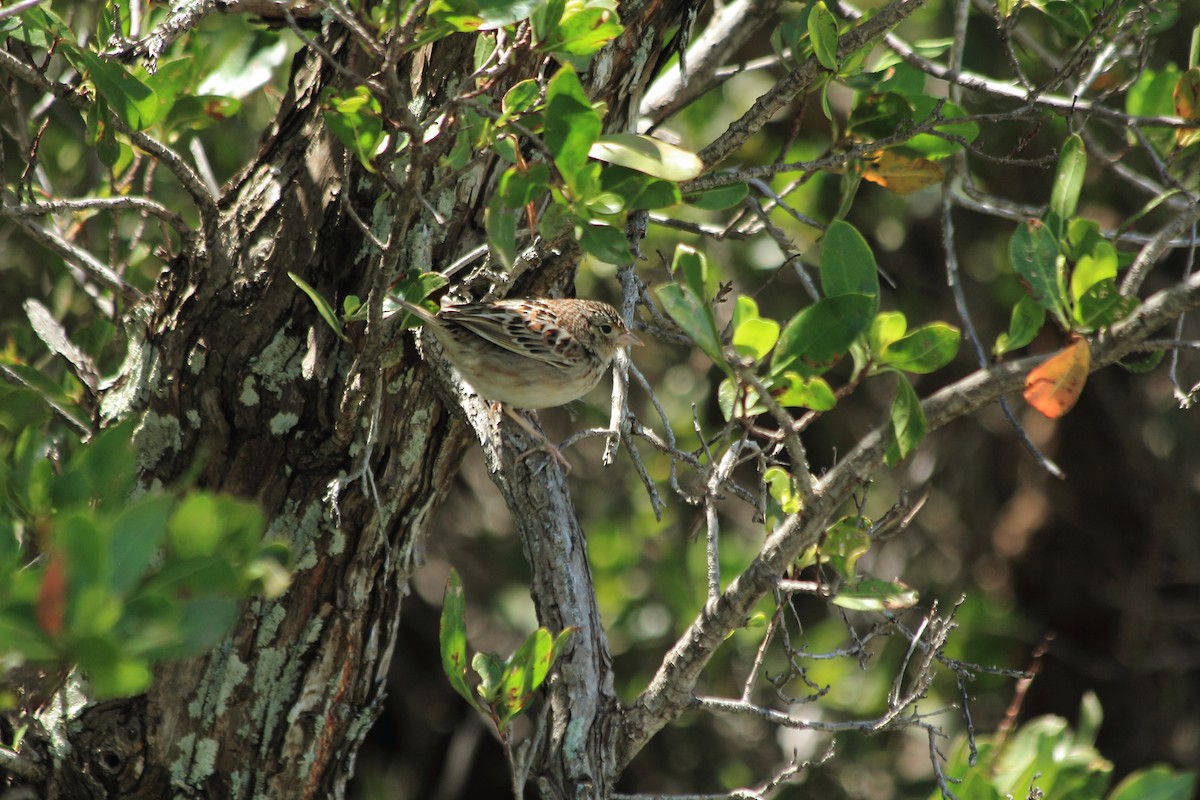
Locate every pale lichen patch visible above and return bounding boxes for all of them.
[240,375,260,406]
[270,412,300,434]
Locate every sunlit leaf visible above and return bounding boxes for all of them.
[884,374,925,465]
[588,134,703,180]
[808,1,839,71]
[1024,337,1090,419]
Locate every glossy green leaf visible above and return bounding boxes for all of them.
[501,79,540,117]
[772,294,875,378]
[63,46,160,131]
[832,578,919,611]
[439,570,479,710]
[731,297,779,360]
[869,310,908,353]
[579,222,631,264]
[546,6,623,56]
[884,374,926,465]
[878,322,960,373]
[994,295,1046,357]
[808,1,839,71]
[496,627,555,728]
[1009,219,1067,324]
[544,67,602,188]
[1050,135,1087,231]
[589,134,703,180]
[1073,279,1138,330]
[774,372,836,411]
[288,272,349,342]
[1042,1,1092,40]
[671,243,714,301]
[820,220,879,306]
[656,284,727,372]
[1069,237,1118,304]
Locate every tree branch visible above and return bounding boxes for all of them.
[615,235,1200,767]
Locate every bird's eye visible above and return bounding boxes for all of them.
[598,322,614,335]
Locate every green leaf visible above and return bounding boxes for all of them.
[884,374,926,465]
[579,222,632,264]
[1009,219,1067,324]
[820,517,870,580]
[476,0,542,28]
[1050,135,1087,230]
[288,272,349,342]
[439,570,480,711]
[869,310,907,353]
[1108,766,1196,800]
[322,86,384,171]
[994,295,1046,357]
[1073,279,1138,331]
[62,46,160,131]
[1041,1,1092,40]
[486,193,518,269]
[833,578,919,610]
[764,466,803,515]
[656,284,727,372]
[771,294,875,378]
[847,92,914,140]
[110,495,173,592]
[905,97,979,159]
[773,372,836,411]
[671,243,714,301]
[588,134,703,180]
[731,297,779,360]
[878,322,960,373]
[808,1,839,71]
[496,628,553,728]
[820,220,879,308]
[167,492,223,560]
[684,183,748,210]
[544,67,602,190]
[546,5,623,56]
[501,79,541,117]
[1069,238,1118,305]
[472,651,505,702]
[497,163,551,207]
[1126,67,1179,157]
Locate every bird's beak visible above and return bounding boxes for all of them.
[618,331,643,347]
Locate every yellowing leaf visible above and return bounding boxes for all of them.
[862,151,943,195]
[1024,337,1090,419]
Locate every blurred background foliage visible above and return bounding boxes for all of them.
[2,0,1199,798]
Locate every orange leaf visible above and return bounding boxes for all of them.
[36,551,68,636]
[862,151,943,195]
[1023,337,1090,419]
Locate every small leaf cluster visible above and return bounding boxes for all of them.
[997,135,1138,358]
[483,67,702,267]
[656,221,960,467]
[439,569,573,731]
[783,508,918,611]
[937,692,1196,800]
[0,406,291,699]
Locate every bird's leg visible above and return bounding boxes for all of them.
[501,405,572,474]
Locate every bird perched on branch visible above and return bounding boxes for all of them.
[398,297,642,471]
